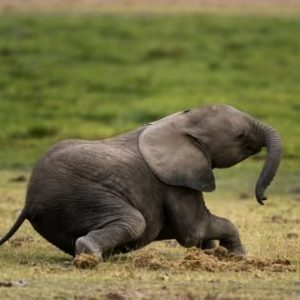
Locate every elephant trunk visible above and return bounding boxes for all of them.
[255,122,282,205]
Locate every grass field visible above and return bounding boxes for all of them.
[0,10,300,300]
[0,13,300,169]
[0,170,299,299]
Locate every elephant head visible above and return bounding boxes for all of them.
[139,104,282,205]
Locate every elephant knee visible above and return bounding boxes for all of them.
[75,209,146,256]
[126,210,146,240]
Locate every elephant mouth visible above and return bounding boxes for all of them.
[245,144,262,156]
[211,158,239,169]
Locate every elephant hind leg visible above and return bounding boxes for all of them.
[30,220,77,256]
[75,206,146,259]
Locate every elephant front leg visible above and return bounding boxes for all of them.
[205,214,245,255]
[202,239,217,250]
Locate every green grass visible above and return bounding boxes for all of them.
[0,12,300,300]
[0,13,299,169]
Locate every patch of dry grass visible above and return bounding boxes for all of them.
[0,170,299,299]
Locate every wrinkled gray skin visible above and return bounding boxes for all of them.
[0,105,282,259]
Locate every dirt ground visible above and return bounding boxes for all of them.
[0,171,299,299]
[1,0,300,13]
[73,246,296,273]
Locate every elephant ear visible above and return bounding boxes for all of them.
[138,111,215,192]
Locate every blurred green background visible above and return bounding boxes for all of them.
[0,13,299,196]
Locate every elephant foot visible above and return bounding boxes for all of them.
[220,239,246,256]
[231,245,246,256]
[202,240,217,250]
[75,236,103,260]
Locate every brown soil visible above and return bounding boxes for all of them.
[175,247,296,272]
[286,232,299,239]
[0,280,28,288]
[238,192,251,200]
[73,253,100,269]
[132,249,164,270]
[9,175,27,183]
[106,292,126,300]
[265,214,300,224]
[73,246,296,272]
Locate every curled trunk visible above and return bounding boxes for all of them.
[255,123,282,205]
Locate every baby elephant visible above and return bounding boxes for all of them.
[0,105,282,259]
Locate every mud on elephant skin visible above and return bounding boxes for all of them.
[0,104,282,260]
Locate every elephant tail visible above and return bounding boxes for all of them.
[0,207,28,246]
